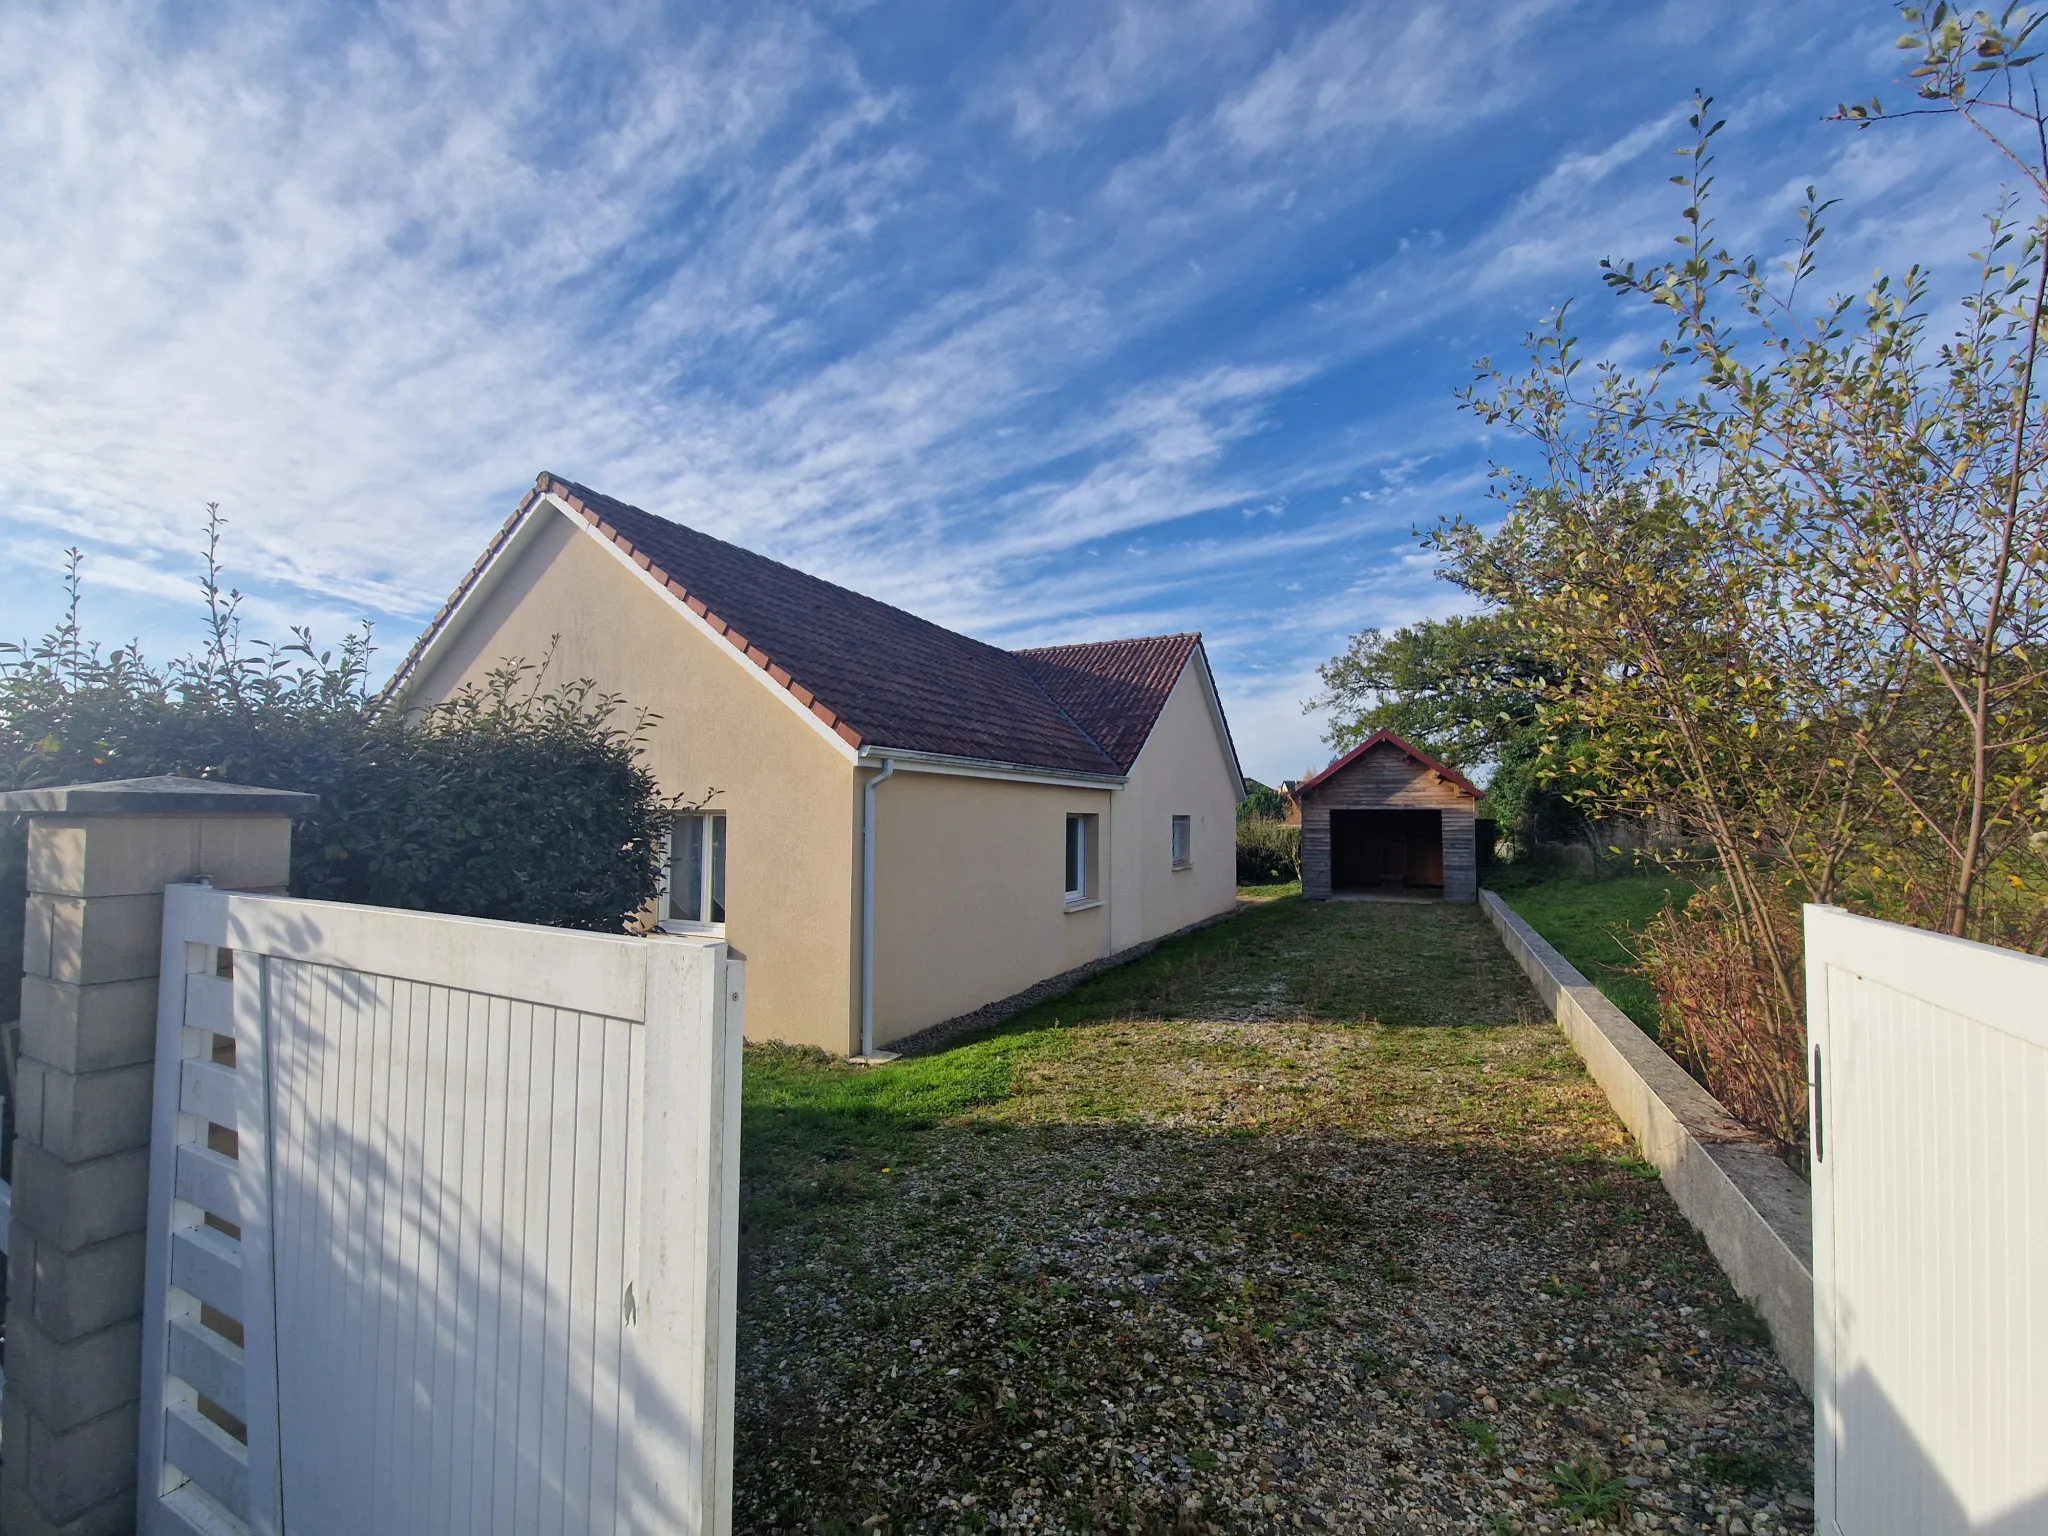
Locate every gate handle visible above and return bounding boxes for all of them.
[1811,1045,1824,1164]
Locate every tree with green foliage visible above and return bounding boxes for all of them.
[1306,614,1582,838]
[1237,777,1290,822]
[1423,18,2048,1145]
[1310,615,1546,763]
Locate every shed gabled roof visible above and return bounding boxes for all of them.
[1293,729,1480,800]
[391,474,1236,783]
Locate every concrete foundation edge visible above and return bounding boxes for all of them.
[1479,890,1814,1398]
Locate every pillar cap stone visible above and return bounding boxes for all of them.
[0,775,318,818]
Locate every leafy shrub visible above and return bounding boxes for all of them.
[2,530,674,1020]
[294,663,670,928]
[1236,817,1300,885]
[1642,883,1808,1154]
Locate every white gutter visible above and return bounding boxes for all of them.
[858,756,898,1061]
[860,744,1125,788]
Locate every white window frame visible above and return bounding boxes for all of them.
[658,811,728,934]
[1171,814,1193,871]
[1065,812,1098,908]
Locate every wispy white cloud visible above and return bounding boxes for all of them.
[0,0,2019,782]
[979,0,1270,151]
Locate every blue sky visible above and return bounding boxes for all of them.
[0,1,2019,783]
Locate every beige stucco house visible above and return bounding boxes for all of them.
[389,473,1246,1057]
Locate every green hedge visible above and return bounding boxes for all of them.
[1236,817,1300,885]
[3,549,675,1023]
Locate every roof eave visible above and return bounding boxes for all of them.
[1185,642,1246,802]
[379,485,553,708]
[552,491,863,761]
[856,743,1126,788]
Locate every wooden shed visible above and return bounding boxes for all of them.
[1295,730,1480,901]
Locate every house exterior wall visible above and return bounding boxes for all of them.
[868,658,1240,1045]
[1107,662,1241,952]
[405,507,1246,1054]
[1299,745,1477,901]
[404,509,863,1053]
[869,774,1114,1044]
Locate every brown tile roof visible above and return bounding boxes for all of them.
[1014,633,1204,773]
[402,474,1219,778]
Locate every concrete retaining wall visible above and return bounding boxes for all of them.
[1480,890,1814,1396]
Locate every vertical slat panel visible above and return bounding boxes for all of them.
[517,1001,553,1536]
[403,983,451,1520]
[328,962,375,1522]
[538,1005,580,1536]
[235,954,283,1536]
[585,1016,636,1532]
[1811,906,2048,1536]
[430,987,474,1536]
[564,1013,609,1527]
[468,993,514,1536]
[490,997,536,1536]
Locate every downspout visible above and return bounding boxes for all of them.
[859,755,897,1060]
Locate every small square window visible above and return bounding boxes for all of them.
[1171,814,1192,870]
[663,812,727,929]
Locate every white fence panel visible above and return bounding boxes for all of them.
[139,884,742,1536]
[1806,906,2047,1536]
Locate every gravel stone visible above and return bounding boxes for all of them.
[733,900,1814,1533]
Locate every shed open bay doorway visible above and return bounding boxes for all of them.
[1329,807,1444,892]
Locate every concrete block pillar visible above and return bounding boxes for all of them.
[0,777,316,1536]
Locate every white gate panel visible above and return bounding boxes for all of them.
[1807,906,2048,1535]
[140,885,741,1536]
[263,965,644,1536]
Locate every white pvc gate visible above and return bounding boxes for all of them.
[138,884,743,1536]
[1806,906,2047,1535]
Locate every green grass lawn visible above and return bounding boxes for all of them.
[1484,865,1694,1035]
[740,891,1549,1229]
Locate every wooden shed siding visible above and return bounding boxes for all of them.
[1298,744,1477,901]
[1441,807,1477,901]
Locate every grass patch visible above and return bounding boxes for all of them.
[742,1035,1029,1229]
[1236,879,1301,902]
[1701,1443,1783,1487]
[1455,1417,1499,1456]
[999,894,1541,1034]
[742,897,1576,1226]
[1484,866,1693,1034]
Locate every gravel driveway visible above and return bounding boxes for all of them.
[733,897,1813,1534]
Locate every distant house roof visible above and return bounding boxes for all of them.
[1293,729,1481,800]
[392,473,1232,782]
